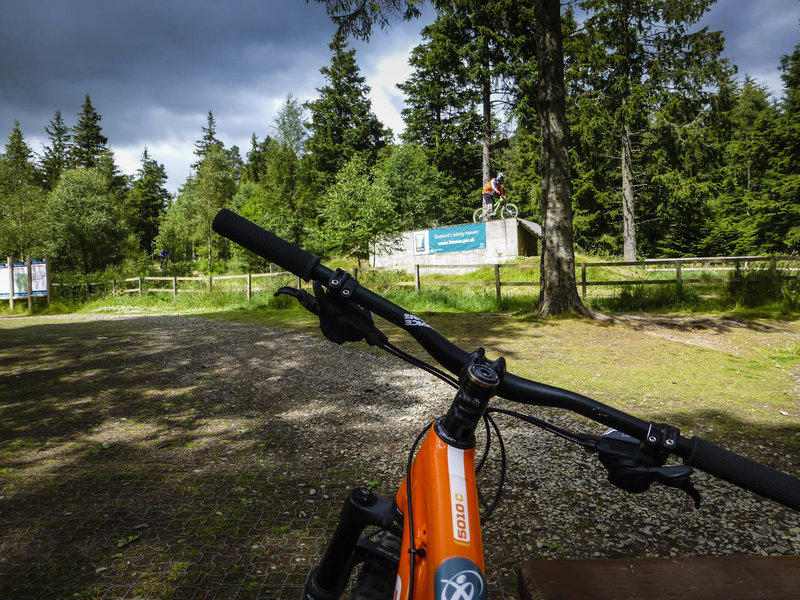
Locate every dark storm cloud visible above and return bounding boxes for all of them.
[701,0,800,94]
[2,0,796,190]
[1,0,338,139]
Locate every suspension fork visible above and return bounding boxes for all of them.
[302,488,400,600]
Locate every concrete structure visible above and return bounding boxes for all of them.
[373,218,541,273]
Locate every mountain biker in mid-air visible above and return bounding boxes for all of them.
[481,173,506,217]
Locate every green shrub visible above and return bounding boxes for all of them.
[726,266,781,308]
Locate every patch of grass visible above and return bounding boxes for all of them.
[770,344,800,364]
[588,284,702,313]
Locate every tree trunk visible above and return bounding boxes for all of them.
[207,232,212,273]
[621,119,637,261]
[534,0,592,317]
[481,60,492,184]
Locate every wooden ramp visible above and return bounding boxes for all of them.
[518,555,800,600]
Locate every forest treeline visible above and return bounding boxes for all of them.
[1,0,798,278]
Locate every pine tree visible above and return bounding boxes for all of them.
[127,148,170,254]
[305,33,390,190]
[535,0,591,316]
[70,94,108,169]
[757,42,800,252]
[193,110,224,168]
[41,110,71,190]
[0,121,44,257]
[191,146,236,271]
[573,0,728,260]
[399,12,483,217]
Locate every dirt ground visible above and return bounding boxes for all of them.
[1,312,799,600]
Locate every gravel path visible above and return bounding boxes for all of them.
[1,313,798,599]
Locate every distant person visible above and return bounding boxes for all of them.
[159,248,170,269]
[482,173,506,217]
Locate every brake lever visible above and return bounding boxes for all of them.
[275,286,320,316]
[607,463,701,509]
[275,283,388,347]
[589,431,702,509]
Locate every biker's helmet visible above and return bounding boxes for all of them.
[497,172,505,181]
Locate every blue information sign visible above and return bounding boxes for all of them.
[427,223,486,254]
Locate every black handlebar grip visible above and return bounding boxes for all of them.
[212,209,320,281]
[685,436,800,510]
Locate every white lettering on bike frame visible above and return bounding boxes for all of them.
[447,445,471,544]
[393,574,402,600]
[404,313,432,328]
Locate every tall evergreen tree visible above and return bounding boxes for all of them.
[305,33,390,190]
[190,146,236,270]
[535,0,591,316]
[41,110,71,190]
[193,110,224,168]
[70,94,108,169]
[127,148,170,254]
[0,121,44,257]
[238,97,313,250]
[399,12,483,217]
[758,42,800,252]
[573,0,728,260]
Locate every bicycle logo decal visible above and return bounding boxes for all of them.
[448,445,471,543]
[434,557,486,600]
[404,313,432,328]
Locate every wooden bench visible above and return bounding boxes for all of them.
[518,555,800,600]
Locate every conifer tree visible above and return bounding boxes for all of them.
[41,110,71,190]
[127,148,170,254]
[193,110,224,168]
[398,12,482,216]
[758,42,800,252]
[305,33,390,190]
[573,0,728,260]
[70,94,108,169]
[0,121,44,257]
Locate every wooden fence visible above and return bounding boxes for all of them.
[51,255,799,302]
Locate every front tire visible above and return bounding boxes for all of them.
[349,531,401,600]
[501,203,518,219]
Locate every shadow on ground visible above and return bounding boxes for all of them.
[1,314,798,599]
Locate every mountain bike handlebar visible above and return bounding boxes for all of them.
[212,208,800,511]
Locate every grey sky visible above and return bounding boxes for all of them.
[1,0,798,193]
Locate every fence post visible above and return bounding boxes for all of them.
[353,267,358,281]
[173,276,178,300]
[581,263,587,299]
[208,276,212,292]
[45,253,51,306]
[138,277,142,297]
[414,264,421,293]
[26,255,33,313]
[7,256,14,311]
[675,261,682,285]
[494,264,501,302]
[297,276,302,289]
[770,255,778,279]
[247,274,252,301]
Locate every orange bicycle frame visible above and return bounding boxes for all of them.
[393,424,487,600]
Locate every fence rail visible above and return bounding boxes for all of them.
[49,255,800,302]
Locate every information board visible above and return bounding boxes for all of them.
[413,223,486,255]
[0,259,48,298]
